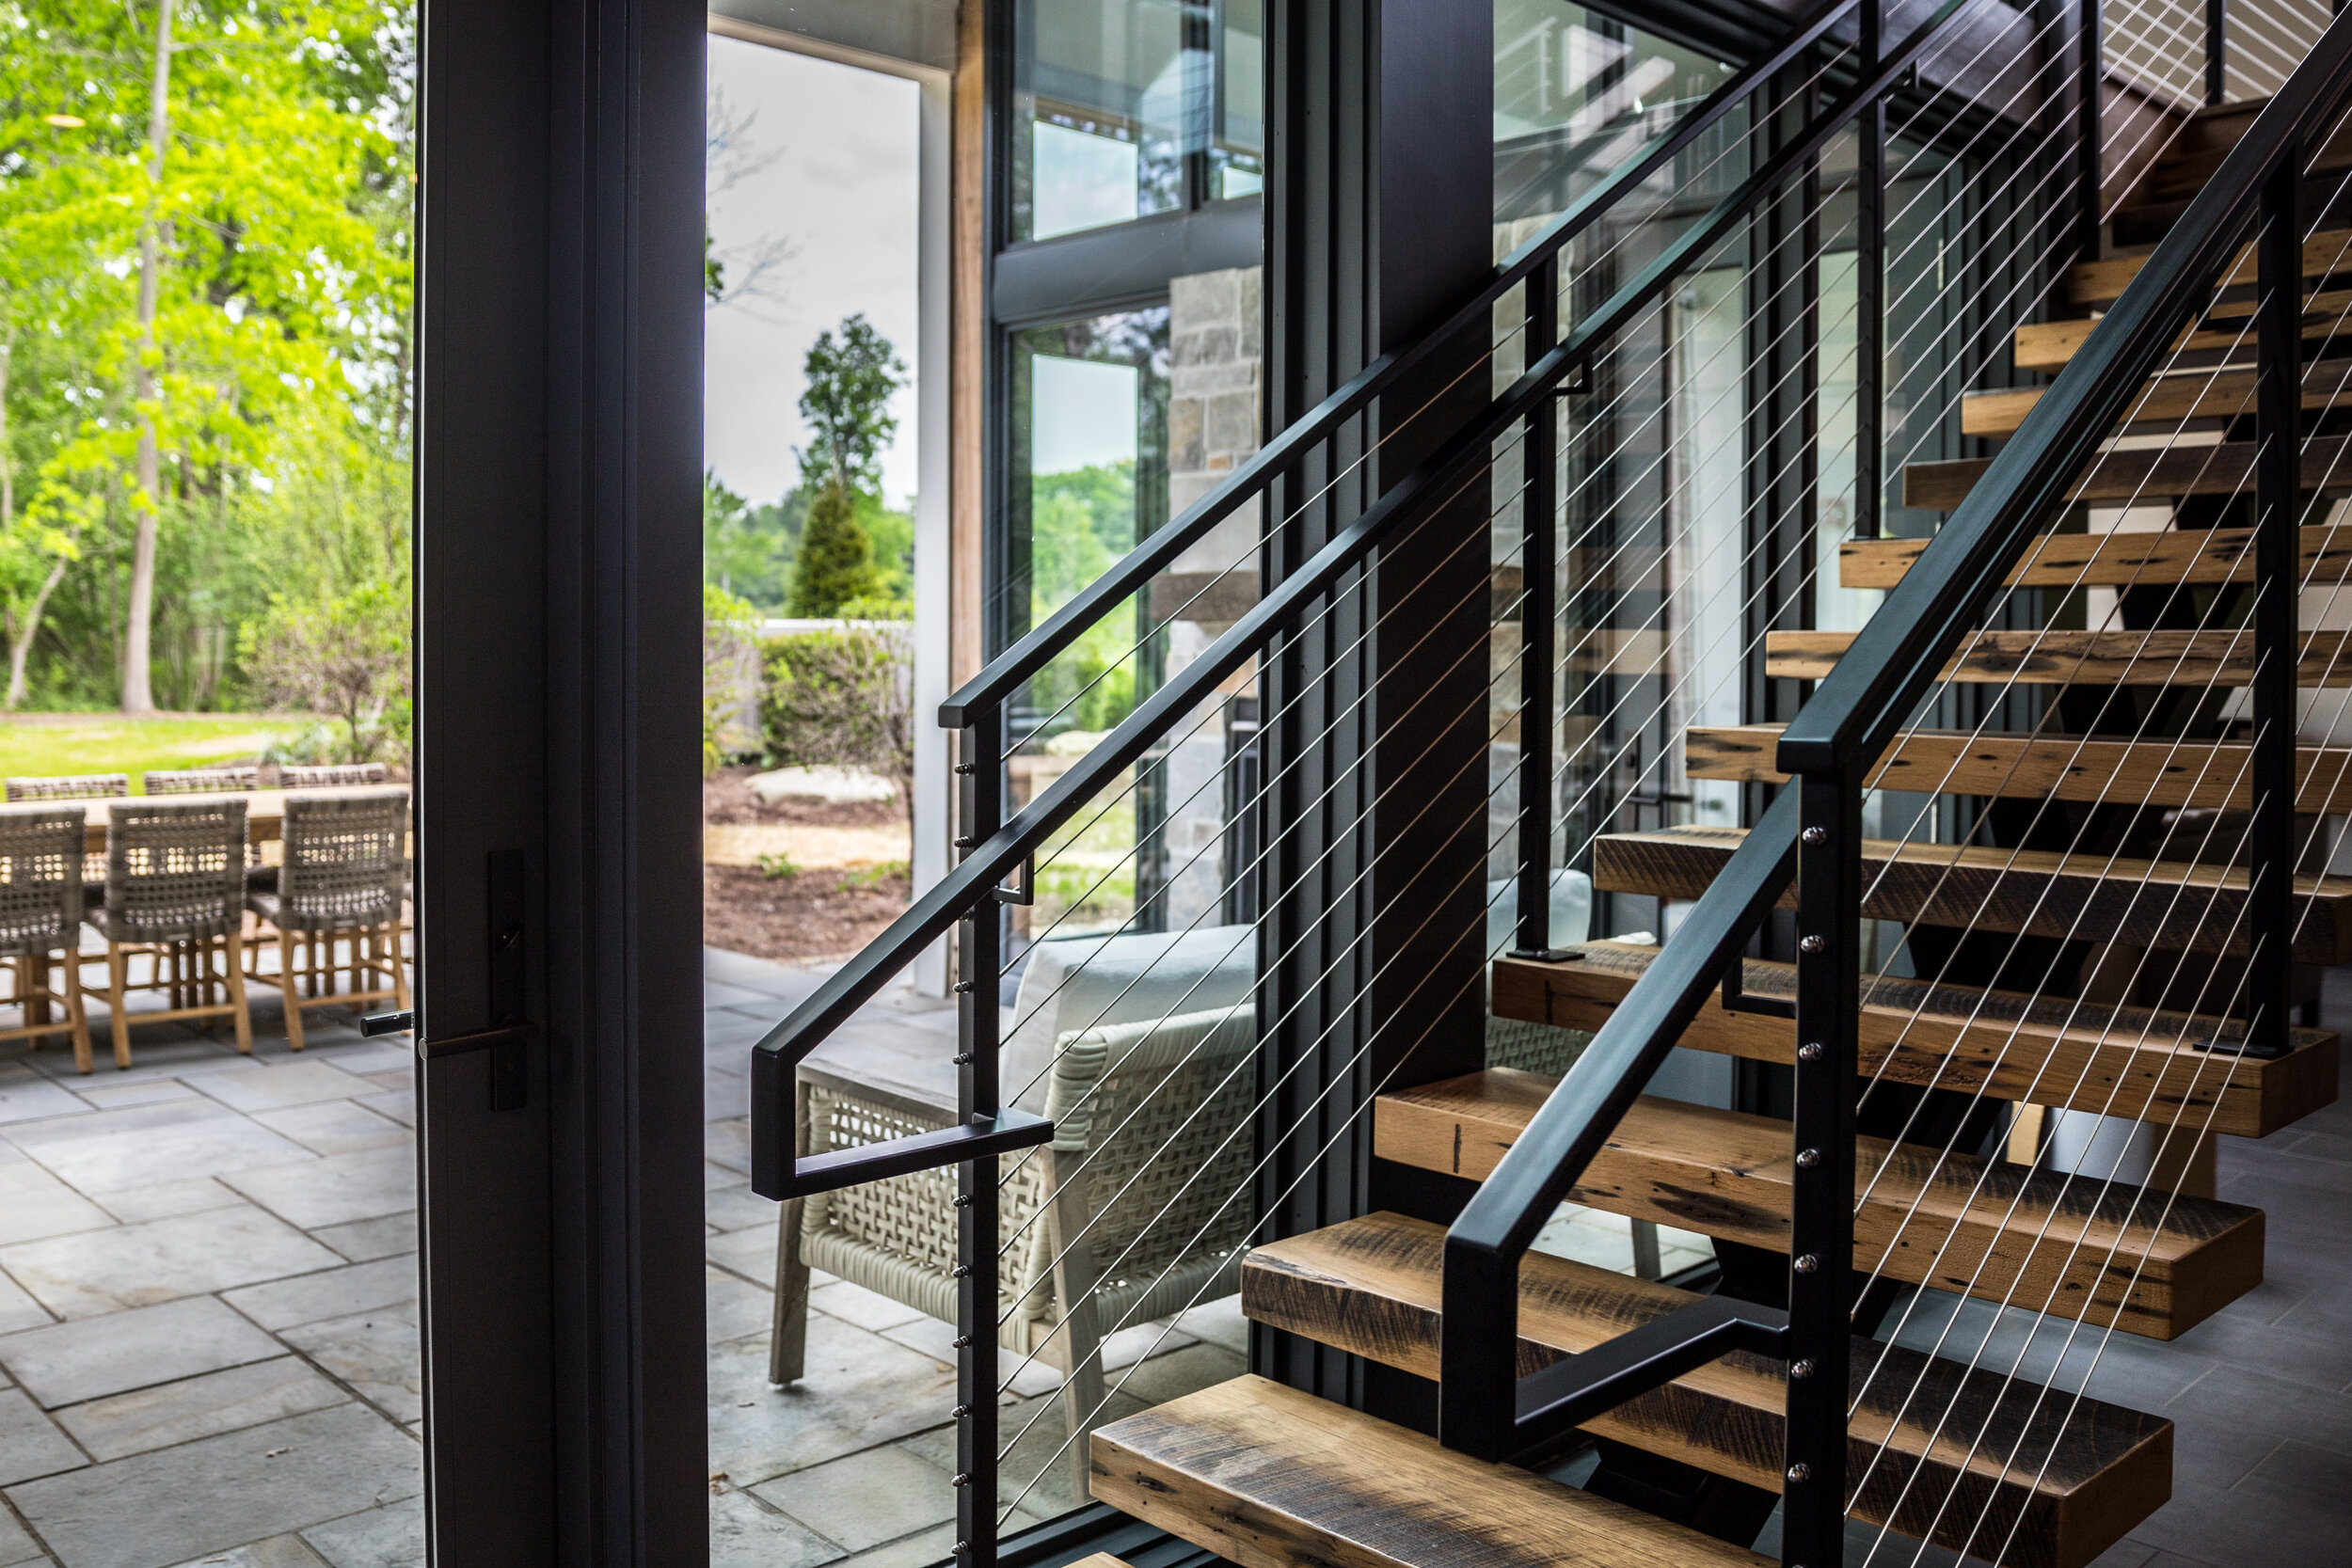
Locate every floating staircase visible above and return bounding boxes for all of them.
[1070,52,2352,1568]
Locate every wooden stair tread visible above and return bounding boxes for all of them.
[1089,1374,1772,1568]
[2011,293,2352,372]
[1489,941,2337,1139]
[1592,823,2352,964]
[1687,721,2352,815]
[1841,525,2352,588]
[1900,438,2352,510]
[1242,1212,2173,1568]
[1961,358,2352,437]
[2064,230,2352,309]
[1374,1076,2264,1338]
[1765,628,2352,688]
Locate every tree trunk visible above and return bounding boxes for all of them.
[121,0,175,715]
[6,557,67,710]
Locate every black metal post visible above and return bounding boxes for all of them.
[2077,0,2104,264]
[1785,768,1862,1568]
[1854,0,1884,541]
[1517,253,1563,957]
[955,711,1006,1568]
[2207,0,2227,105]
[2252,156,2302,1058]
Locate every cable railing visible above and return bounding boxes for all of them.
[741,1,2344,1564]
[1443,16,2352,1568]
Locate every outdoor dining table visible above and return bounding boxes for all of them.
[67,784,404,852]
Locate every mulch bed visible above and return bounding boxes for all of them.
[702,765,912,967]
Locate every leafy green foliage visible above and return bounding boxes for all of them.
[704,471,801,611]
[798,313,907,494]
[704,581,759,775]
[787,478,882,618]
[236,576,410,765]
[759,628,912,799]
[1027,461,1139,732]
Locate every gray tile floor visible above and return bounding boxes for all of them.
[4,946,2344,1567]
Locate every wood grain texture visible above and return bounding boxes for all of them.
[1960,359,2352,436]
[1373,1075,2265,1338]
[1241,1213,2172,1568]
[2063,230,2352,308]
[1488,942,2339,1139]
[1592,824,2352,964]
[1764,628,2352,688]
[1089,1375,1772,1568]
[2012,297,2352,372]
[1687,722,2352,813]
[1899,438,2352,511]
[1840,525,2352,589]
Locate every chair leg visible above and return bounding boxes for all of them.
[66,949,91,1075]
[105,943,130,1069]
[390,921,412,1009]
[224,931,251,1054]
[278,929,305,1052]
[769,1078,814,1386]
[1045,1148,1108,1499]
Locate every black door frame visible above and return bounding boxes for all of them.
[414,0,707,1560]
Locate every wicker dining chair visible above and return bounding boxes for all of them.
[5,774,128,802]
[0,806,91,1069]
[278,763,389,787]
[88,798,252,1066]
[245,789,409,1050]
[142,767,261,796]
[772,1005,1254,1492]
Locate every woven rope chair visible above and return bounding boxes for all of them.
[142,766,260,796]
[0,806,91,1069]
[280,763,389,787]
[246,789,409,1050]
[89,798,252,1065]
[6,774,127,802]
[772,1006,1255,1490]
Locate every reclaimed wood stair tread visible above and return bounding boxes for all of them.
[1488,941,2337,1138]
[1840,525,2352,588]
[1592,823,2352,964]
[2063,229,2352,309]
[1089,1374,1772,1568]
[2010,294,2352,372]
[1240,1212,2173,1568]
[1373,1076,2264,1338]
[1765,628,2352,688]
[1899,436,2352,510]
[1689,721,2352,813]
[1961,358,2352,436]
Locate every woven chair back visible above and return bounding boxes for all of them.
[6,774,127,802]
[279,763,389,788]
[0,806,84,957]
[277,789,408,932]
[142,767,260,796]
[104,798,248,942]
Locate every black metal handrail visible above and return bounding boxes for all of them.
[1438,0,2352,1521]
[936,0,1864,730]
[749,0,1976,1203]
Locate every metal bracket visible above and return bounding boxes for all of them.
[1721,958,1798,1019]
[1508,946,1581,964]
[992,855,1036,906]
[1506,1296,1789,1462]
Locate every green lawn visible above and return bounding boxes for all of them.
[0,714,316,791]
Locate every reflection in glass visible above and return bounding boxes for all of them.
[1014,0,1266,241]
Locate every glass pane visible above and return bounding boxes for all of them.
[1016,0,1191,240]
[1213,0,1265,198]
[1492,0,1738,223]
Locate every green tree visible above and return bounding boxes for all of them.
[787,479,881,617]
[798,314,907,494]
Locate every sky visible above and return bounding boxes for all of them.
[705,39,921,511]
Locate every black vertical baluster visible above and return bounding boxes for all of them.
[2252,156,2301,1059]
[1786,767,1861,1568]
[1517,254,1562,958]
[2207,0,2227,105]
[955,710,1005,1568]
[2077,0,2104,265]
[1854,0,1884,542]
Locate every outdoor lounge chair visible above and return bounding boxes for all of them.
[88,797,253,1066]
[0,805,91,1069]
[245,789,411,1050]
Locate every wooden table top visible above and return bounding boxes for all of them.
[55,784,407,849]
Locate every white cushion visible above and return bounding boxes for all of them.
[1003,924,1256,1114]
